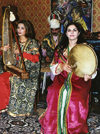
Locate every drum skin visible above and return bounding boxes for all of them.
[68,44,98,77]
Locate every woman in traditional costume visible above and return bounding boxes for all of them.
[39,22,96,134]
[0,20,40,117]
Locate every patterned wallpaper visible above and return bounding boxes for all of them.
[0,0,51,42]
[93,0,100,32]
[14,0,51,42]
[0,0,100,42]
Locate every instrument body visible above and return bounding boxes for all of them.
[68,43,98,77]
[2,6,29,79]
[4,65,29,79]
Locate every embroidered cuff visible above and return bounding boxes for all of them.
[50,64,58,75]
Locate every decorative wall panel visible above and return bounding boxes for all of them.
[93,0,100,32]
[0,0,51,42]
[51,0,92,32]
[14,0,51,42]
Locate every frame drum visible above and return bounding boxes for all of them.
[68,44,98,77]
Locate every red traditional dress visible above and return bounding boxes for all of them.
[39,48,91,134]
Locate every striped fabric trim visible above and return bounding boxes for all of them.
[57,73,72,134]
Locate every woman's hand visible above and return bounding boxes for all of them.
[1,44,10,51]
[62,61,72,73]
[84,74,92,81]
[12,73,20,78]
[14,49,19,54]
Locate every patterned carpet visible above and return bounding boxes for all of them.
[0,101,100,134]
[0,102,46,134]
[0,112,40,134]
[88,113,100,134]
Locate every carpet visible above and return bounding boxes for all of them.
[0,102,100,134]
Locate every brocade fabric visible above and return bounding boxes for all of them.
[8,38,40,116]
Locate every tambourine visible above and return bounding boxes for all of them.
[68,43,98,77]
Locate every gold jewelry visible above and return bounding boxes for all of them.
[19,41,26,43]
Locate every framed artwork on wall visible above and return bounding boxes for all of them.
[51,0,93,32]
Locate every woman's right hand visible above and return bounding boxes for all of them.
[84,74,92,81]
[1,44,10,51]
[62,61,72,73]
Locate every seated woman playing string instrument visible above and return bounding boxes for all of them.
[39,22,97,134]
[0,8,40,117]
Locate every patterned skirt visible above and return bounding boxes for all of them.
[8,76,38,117]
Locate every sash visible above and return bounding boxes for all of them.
[57,73,72,134]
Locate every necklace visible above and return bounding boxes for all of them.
[19,41,26,43]
[19,38,28,44]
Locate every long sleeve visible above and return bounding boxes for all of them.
[50,62,63,75]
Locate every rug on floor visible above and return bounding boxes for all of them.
[0,102,100,134]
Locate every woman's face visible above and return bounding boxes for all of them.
[17,23,26,37]
[66,25,80,40]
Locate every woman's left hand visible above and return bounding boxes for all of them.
[84,74,91,81]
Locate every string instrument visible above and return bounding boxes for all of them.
[68,43,98,77]
[2,6,29,79]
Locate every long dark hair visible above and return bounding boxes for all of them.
[55,22,85,55]
[17,20,35,39]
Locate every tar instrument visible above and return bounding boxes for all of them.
[2,6,29,79]
[68,43,98,77]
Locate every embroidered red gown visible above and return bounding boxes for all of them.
[39,50,91,134]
